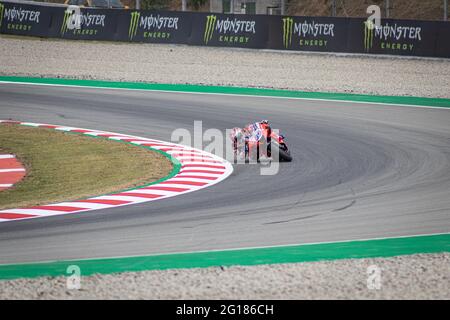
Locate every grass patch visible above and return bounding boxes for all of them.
[0,124,173,210]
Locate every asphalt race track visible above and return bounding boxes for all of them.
[0,83,449,264]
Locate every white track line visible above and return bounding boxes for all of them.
[0,155,15,159]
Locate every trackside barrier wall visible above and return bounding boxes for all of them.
[1,1,449,58]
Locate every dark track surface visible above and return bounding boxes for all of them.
[0,83,449,264]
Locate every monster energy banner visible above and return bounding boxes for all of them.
[125,10,191,43]
[273,16,348,52]
[56,7,119,40]
[190,12,268,48]
[0,1,51,37]
[350,18,439,57]
[1,1,449,58]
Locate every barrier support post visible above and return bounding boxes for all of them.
[445,0,448,21]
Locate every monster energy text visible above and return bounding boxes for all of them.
[61,10,105,35]
[204,15,255,45]
[3,6,40,23]
[129,11,178,40]
[364,20,421,52]
[0,5,40,31]
[283,17,334,49]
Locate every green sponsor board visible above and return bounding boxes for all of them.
[129,11,140,40]
[204,14,216,44]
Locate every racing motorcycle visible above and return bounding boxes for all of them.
[268,129,292,162]
[231,123,292,162]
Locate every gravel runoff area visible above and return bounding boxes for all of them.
[0,35,449,299]
[1,253,449,299]
[1,36,450,99]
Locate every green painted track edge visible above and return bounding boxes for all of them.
[0,233,449,280]
[0,76,449,108]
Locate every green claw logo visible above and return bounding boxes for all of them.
[129,11,140,40]
[0,3,5,29]
[364,20,375,51]
[282,17,294,49]
[61,10,73,35]
[203,15,216,44]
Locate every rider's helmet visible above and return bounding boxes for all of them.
[261,119,269,125]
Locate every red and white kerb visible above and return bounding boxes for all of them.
[0,154,26,192]
[0,120,233,222]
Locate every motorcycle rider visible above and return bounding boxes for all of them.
[231,120,271,161]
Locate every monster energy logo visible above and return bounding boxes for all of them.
[363,20,375,51]
[61,10,72,35]
[129,11,140,40]
[204,15,216,44]
[282,17,293,48]
[0,3,4,29]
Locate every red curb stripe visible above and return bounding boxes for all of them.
[137,142,176,147]
[95,133,118,137]
[0,158,23,168]
[178,157,218,160]
[113,192,163,199]
[30,205,85,212]
[180,169,225,174]
[182,164,226,169]
[0,171,26,184]
[159,148,200,153]
[0,155,26,190]
[179,159,223,164]
[175,175,218,180]
[170,152,212,157]
[116,138,148,142]
[0,213,37,219]
[141,186,190,192]
[161,181,208,186]
[74,199,131,205]
[39,125,59,129]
